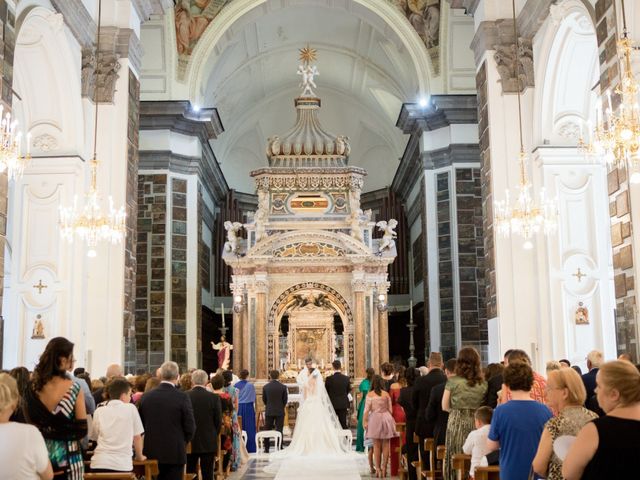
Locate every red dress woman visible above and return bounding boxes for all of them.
[389,368,407,476]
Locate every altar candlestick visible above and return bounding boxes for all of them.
[221,302,225,327]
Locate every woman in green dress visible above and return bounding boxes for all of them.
[442,347,487,480]
[357,367,375,452]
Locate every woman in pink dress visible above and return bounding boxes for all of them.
[364,375,398,478]
[389,366,407,476]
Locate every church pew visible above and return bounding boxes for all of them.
[84,475,135,480]
[420,438,441,479]
[452,453,471,480]
[474,466,500,480]
[132,459,159,479]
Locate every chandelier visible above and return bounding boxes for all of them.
[579,0,640,182]
[58,0,126,257]
[493,0,558,249]
[0,105,31,181]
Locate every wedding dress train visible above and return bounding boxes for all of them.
[265,368,366,479]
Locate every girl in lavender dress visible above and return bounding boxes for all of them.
[364,375,398,478]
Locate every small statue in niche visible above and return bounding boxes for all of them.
[575,302,589,325]
[31,315,45,339]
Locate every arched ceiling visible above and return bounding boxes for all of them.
[199,0,423,193]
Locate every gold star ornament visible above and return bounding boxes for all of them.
[299,45,317,64]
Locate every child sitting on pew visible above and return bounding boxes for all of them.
[463,406,493,479]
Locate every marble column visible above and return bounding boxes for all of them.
[378,309,389,365]
[255,277,268,379]
[353,278,366,378]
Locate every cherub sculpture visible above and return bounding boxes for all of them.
[376,218,398,252]
[224,221,244,253]
[297,63,319,97]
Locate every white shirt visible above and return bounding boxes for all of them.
[90,400,144,471]
[462,424,491,477]
[0,422,50,479]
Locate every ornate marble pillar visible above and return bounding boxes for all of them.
[231,283,243,372]
[352,277,366,378]
[255,276,269,379]
[378,309,389,365]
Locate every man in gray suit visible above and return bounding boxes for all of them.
[261,369,288,452]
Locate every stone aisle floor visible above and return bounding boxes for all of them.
[228,456,395,479]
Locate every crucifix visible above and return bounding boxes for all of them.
[33,279,48,294]
[572,268,586,283]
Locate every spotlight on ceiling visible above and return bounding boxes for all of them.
[418,96,429,108]
[192,104,200,112]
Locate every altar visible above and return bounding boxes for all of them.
[222,48,397,380]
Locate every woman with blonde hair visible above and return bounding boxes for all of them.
[563,360,640,479]
[532,368,598,479]
[0,373,53,479]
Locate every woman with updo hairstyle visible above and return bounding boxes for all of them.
[23,337,87,479]
[533,368,598,480]
[563,360,640,480]
[0,373,53,479]
[442,347,487,480]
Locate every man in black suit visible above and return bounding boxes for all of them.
[325,360,352,429]
[582,349,604,415]
[262,369,288,452]
[139,361,196,480]
[425,358,456,447]
[186,369,222,480]
[412,352,447,469]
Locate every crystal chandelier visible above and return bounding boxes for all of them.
[0,104,31,181]
[494,0,558,249]
[579,0,640,182]
[58,0,126,257]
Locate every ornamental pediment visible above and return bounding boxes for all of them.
[248,230,371,258]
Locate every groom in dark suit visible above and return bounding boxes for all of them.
[325,360,352,429]
[262,369,288,452]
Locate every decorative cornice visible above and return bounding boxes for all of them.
[140,100,224,142]
[131,0,174,21]
[50,0,95,49]
[396,95,478,134]
[445,0,481,15]
[138,150,229,204]
[422,144,481,169]
[251,168,367,192]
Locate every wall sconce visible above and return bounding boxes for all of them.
[233,292,245,314]
[375,291,388,312]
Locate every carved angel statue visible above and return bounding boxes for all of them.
[224,221,244,253]
[313,293,332,310]
[254,193,268,242]
[297,63,319,97]
[376,218,398,252]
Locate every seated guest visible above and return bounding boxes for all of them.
[487,362,552,480]
[23,337,88,480]
[89,377,145,472]
[563,360,640,480]
[235,369,257,453]
[0,373,53,480]
[186,370,222,480]
[532,368,597,480]
[463,406,493,479]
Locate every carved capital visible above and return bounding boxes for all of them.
[493,37,534,93]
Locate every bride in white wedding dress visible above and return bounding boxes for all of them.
[265,368,366,479]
